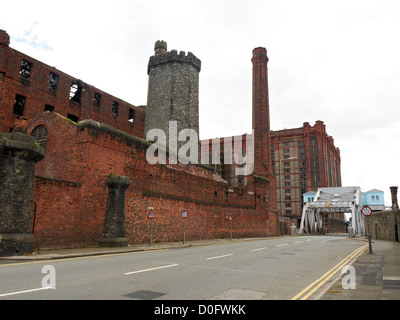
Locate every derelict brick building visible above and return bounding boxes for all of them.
[0,30,279,250]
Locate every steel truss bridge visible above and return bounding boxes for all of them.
[298,187,365,236]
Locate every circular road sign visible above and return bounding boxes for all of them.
[181,210,188,218]
[361,206,372,217]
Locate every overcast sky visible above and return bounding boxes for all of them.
[1,0,399,205]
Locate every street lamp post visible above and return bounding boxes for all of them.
[279,156,297,236]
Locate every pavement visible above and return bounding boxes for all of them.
[1,235,399,300]
[319,238,400,300]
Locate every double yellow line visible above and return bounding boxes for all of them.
[291,244,367,300]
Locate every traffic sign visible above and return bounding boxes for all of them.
[181,210,188,218]
[148,209,155,219]
[361,206,372,217]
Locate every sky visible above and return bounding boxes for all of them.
[1,0,399,206]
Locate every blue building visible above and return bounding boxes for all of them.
[361,189,385,211]
[303,191,316,203]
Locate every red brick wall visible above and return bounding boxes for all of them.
[29,113,278,249]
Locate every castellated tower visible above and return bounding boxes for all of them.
[145,41,201,153]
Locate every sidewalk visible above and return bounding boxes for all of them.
[320,239,400,300]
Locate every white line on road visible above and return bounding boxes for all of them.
[249,247,267,252]
[294,241,303,244]
[0,286,53,297]
[206,254,234,260]
[276,243,288,247]
[124,264,179,275]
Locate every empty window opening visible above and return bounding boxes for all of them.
[13,94,26,116]
[44,104,54,112]
[19,60,32,79]
[48,72,59,90]
[129,108,135,125]
[238,175,244,187]
[112,101,119,116]
[93,93,101,109]
[31,125,48,151]
[67,114,79,123]
[69,81,82,103]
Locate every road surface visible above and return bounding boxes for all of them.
[0,235,365,300]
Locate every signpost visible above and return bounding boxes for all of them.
[362,206,373,254]
[148,207,155,247]
[181,209,187,245]
[228,214,233,240]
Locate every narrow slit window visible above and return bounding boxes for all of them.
[13,94,26,116]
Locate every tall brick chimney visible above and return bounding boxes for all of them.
[251,47,271,176]
[390,186,399,209]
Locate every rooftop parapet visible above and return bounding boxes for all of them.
[148,40,201,74]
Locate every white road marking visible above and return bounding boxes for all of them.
[294,241,303,244]
[276,243,288,247]
[250,247,267,252]
[0,286,53,297]
[124,264,179,275]
[206,254,234,260]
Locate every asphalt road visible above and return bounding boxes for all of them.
[0,235,365,300]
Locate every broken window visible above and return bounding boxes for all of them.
[67,114,79,123]
[129,108,135,125]
[69,81,82,103]
[44,104,54,112]
[13,94,26,116]
[31,125,48,151]
[93,93,101,109]
[19,60,32,79]
[112,101,119,116]
[48,72,59,90]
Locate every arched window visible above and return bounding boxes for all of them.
[31,125,48,151]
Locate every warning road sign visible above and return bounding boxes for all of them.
[148,209,155,219]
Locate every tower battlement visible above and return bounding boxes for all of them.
[148,41,201,74]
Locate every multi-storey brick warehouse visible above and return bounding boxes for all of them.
[0,30,280,251]
[271,121,342,227]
